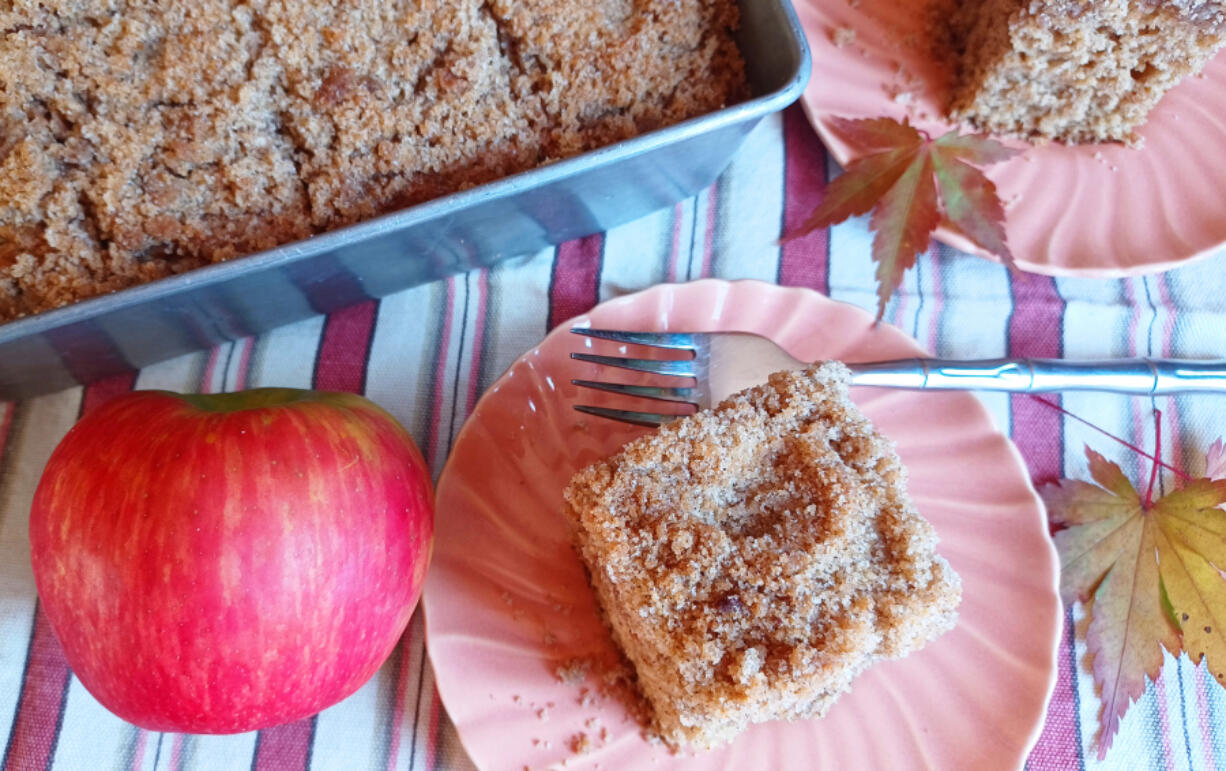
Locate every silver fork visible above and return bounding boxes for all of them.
[569,328,1226,427]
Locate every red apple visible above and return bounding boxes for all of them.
[29,388,433,733]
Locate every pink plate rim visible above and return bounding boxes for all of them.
[424,279,1063,770]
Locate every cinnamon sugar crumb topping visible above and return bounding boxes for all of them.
[947,0,1226,143]
[563,362,961,749]
[0,0,745,320]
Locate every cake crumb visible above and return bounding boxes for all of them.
[568,733,593,754]
[831,26,857,48]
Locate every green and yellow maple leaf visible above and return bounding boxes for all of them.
[787,117,1020,320]
[1043,447,1226,759]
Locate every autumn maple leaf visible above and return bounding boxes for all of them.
[1043,447,1226,759]
[788,117,1020,320]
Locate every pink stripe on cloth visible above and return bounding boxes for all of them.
[251,718,314,771]
[128,729,148,771]
[699,184,717,279]
[314,300,379,394]
[385,637,416,771]
[1152,670,1178,771]
[548,235,603,331]
[1153,276,1184,478]
[169,734,186,771]
[200,346,223,394]
[465,272,490,416]
[1195,666,1218,771]
[778,103,829,294]
[426,279,457,471]
[3,374,137,771]
[925,250,944,354]
[234,337,256,392]
[667,202,685,284]
[1008,276,1084,771]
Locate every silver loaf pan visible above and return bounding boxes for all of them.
[0,0,811,399]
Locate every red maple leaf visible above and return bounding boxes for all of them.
[788,117,1020,320]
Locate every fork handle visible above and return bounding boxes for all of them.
[846,358,1226,395]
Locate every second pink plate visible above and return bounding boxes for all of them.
[424,280,1061,770]
[796,0,1226,276]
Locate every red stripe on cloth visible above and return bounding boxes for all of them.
[249,303,379,769]
[251,718,314,771]
[313,300,379,394]
[0,402,15,461]
[547,235,603,331]
[1008,276,1081,770]
[247,322,349,771]
[4,374,136,771]
[778,103,830,294]
[1007,276,1064,478]
[2,608,71,771]
[80,370,139,416]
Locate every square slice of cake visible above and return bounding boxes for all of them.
[948,0,1226,144]
[562,362,961,749]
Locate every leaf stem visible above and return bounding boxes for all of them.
[1144,409,1162,508]
[1028,396,1192,483]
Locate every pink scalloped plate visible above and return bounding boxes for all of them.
[424,280,1061,770]
[796,0,1226,276]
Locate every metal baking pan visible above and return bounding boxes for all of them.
[0,0,811,399]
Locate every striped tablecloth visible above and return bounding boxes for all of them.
[3,105,1226,771]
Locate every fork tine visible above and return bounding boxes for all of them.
[573,404,683,427]
[570,353,697,378]
[570,328,697,351]
[571,379,696,404]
